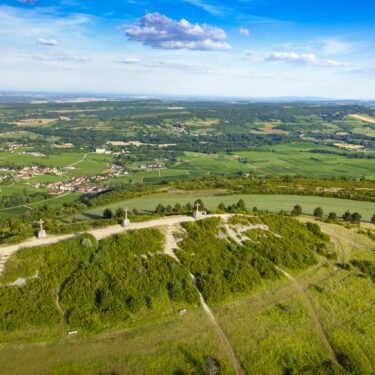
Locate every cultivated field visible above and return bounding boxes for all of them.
[72,192,375,222]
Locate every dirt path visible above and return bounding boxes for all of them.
[0,192,72,213]
[69,153,87,167]
[163,223,245,375]
[274,266,339,364]
[332,237,345,264]
[191,275,245,375]
[0,215,227,277]
[54,289,66,337]
[223,216,339,366]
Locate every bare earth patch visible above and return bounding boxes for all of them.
[348,114,375,124]
[13,118,56,126]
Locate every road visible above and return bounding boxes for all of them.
[0,213,244,374]
[0,213,338,372]
[0,214,226,275]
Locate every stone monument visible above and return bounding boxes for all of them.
[193,203,207,220]
[121,207,131,227]
[37,219,47,239]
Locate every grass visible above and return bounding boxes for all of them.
[0,214,373,374]
[71,192,375,222]
[307,271,375,373]
[211,220,375,374]
[0,152,85,168]
[215,295,334,374]
[0,309,235,375]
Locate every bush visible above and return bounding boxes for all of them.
[328,212,337,221]
[313,207,323,218]
[291,205,302,216]
[103,208,113,219]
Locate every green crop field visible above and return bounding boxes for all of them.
[71,192,375,222]
[174,144,375,180]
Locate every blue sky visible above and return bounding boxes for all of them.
[0,0,374,98]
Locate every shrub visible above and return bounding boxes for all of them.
[103,209,113,219]
[291,205,302,216]
[313,207,323,218]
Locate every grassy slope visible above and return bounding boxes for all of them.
[214,221,375,374]
[0,309,235,375]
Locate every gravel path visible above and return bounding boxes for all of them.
[0,215,226,277]
[163,221,245,375]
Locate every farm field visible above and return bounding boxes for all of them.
[72,192,375,222]
[175,144,375,180]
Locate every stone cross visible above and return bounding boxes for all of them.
[38,219,45,232]
[124,207,128,220]
[195,203,200,212]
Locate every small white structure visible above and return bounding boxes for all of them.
[179,309,187,316]
[121,207,131,227]
[37,219,47,239]
[95,148,106,154]
[193,203,207,220]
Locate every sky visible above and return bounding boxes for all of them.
[0,0,375,98]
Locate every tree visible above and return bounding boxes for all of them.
[173,203,182,213]
[115,208,125,218]
[328,212,337,221]
[291,205,302,216]
[132,208,138,215]
[186,202,193,212]
[342,210,351,221]
[218,203,226,211]
[154,204,165,214]
[350,212,361,224]
[371,214,375,224]
[103,208,113,219]
[237,199,247,211]
[313,207,323,218]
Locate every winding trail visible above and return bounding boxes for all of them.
[54,289,66,337]
[0,214,340,371]
[164,223,245,375]
[223,216,339,366]
[274,266,339,364]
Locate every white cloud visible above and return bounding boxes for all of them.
[321,39,352,55]
[117,57,217,73]
[33,50,89,62]
[118,56,141,64]
[182,0,228,16]
[17,0,36,4]
[239,28,250,36]
[265,51,351,67]
[37,38,58,46]
[121,12,231,51]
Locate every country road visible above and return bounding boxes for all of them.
[0,213,244,374]
[0,214,230,275]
